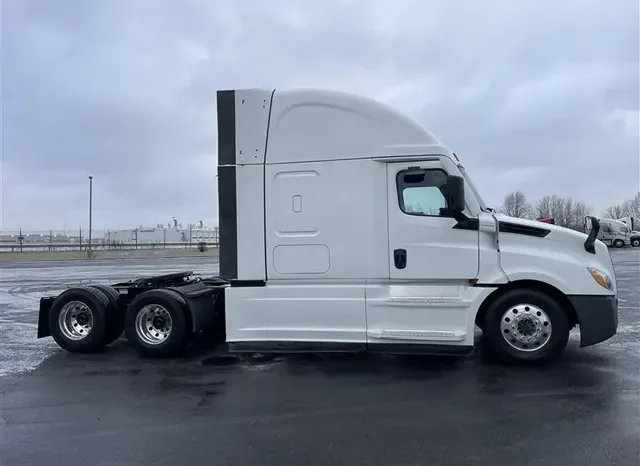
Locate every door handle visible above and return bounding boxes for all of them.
[393,249,407,269]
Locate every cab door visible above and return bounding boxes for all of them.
[387,161,479,281]
[364,160,480,350]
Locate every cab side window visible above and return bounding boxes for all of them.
[396,168,448,217]
[602,226,611,233]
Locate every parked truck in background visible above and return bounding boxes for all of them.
[618,217,639,247]
[590,218,631,248]
[36,88,619,364]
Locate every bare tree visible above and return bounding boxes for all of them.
[501,191,532,218]
[604,192,640,219]
[567,200,592,231]
[624,192,640,218]
[535,195,564,221]
[535,195,591,231]
[602,204,626,219]
[535,195,553,219]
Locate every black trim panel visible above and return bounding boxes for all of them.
[452,218,551,238]
[217,165,237,279]
[367,343,473,356]
[567,294,618,347]
[216,90,236,166]
[228,341,365,353]
[228,341,473,356]
[216,90,239,280]
[229,280,266,287]
[452,217,479,231]
[498,221,550,237]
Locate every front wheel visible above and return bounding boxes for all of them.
[613,239,625,248]
[631,238,640,248]
[482,289,570,363]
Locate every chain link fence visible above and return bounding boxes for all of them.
[0,227,219,253]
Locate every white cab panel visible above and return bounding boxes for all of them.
[365,284,495,347]
[273,245,330,274]
[266,89,441,164]
[264,159,389,280]
[477,212,509,284]
[224,286,267,342]
[234,89,274,165]
[226,283,367,343]
[235,165,266,281]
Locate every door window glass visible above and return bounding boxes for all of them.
[396,168,448,217]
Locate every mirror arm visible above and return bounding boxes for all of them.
[452,211,470,225]
[440,208,470,224]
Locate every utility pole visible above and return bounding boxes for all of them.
[88,176,93,252]
[18,227,24,253]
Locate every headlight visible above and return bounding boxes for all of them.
[587,267,612,290]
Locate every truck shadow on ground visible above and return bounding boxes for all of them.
[28,332,620,400]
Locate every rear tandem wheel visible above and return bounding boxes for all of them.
[48,286,110,353]
[124,289,192,358]
[87,284,125,346]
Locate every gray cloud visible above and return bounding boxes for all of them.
[2,0,638,231]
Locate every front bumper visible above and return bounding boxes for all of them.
[568,295,618,347]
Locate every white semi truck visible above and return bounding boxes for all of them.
[619,216,639,247]
[591,218,631,248]
[36,88,619,364]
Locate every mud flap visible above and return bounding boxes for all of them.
[37,296,56,338]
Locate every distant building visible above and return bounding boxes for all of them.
[0,225,218,250]
[104,227,218,245]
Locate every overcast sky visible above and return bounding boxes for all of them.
[2,0,639,231]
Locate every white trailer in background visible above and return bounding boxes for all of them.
[618,217,639,247]
[37,88,619,364]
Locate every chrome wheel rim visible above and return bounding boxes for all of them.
[500,304,552,352]
[58,301,94,341]
[135,304,172,345]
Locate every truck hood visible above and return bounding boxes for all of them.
[490,212,616,294]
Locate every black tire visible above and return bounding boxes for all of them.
[613,239,625,248]
[482,289,570,364]
[88,284,124,346]
[48,287,109,353]
[631,238,640,248]
[124,289,191,358]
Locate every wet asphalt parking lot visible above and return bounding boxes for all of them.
[1,251,639,466]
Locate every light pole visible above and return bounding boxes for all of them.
[88,176,93,252]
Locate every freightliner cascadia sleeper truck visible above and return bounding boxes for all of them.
[36,88,619,364]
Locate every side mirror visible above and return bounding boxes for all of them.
[444,175,465,213]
